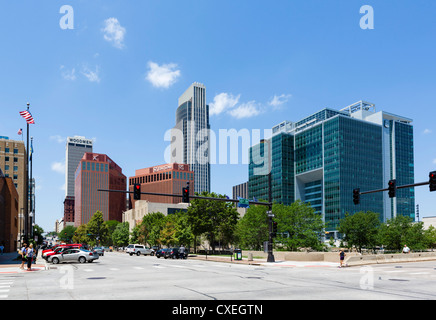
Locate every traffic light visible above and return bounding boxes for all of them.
[272,221,278,238]
[353,188,360,205]
[133,183,141,200]
[388,179,396,198]
[182,186,190,203]
[430,171,436,192]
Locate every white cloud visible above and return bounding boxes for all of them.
[82,66,100,83]
[50,135,66,144]
[209,93,240,116]
[228,101,262,119]
[423,129,432,134]
[60,65,76,81]
[268,94,291,108]
[102,17,126,49]
[433,159,436,165]
[145,61,181,89]
[51,161,65,174]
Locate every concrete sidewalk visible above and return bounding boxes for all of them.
[188,254,339,268]
[0,251,47,273]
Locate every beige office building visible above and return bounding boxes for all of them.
[0,136,27,236]
[123,200,189,233]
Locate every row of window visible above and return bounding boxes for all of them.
[129,171,194,186]
[0,156,20,162]
[0,147,20,154]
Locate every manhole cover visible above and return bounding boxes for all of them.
[87,277,106,280]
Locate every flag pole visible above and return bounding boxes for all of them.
[24,102,30,243]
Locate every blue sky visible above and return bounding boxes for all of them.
[1,1,436,232]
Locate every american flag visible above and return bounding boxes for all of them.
[19,110,35,124]
[18,128,22,135]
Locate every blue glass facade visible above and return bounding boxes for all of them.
[248,103,415,237]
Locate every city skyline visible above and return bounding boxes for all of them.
[1,1,436,232]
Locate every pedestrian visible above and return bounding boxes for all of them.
[339,248,346,268]
[26,244,34,271]
[179,245,185,259]
[0,244,4,255]
[19,243,27,270]
[402,244,410,254]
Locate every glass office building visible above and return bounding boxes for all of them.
[172,82,210,194]
[249,101,414,238]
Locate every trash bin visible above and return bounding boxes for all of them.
[234,249,242,261]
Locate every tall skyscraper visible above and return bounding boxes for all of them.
[249,101,414,239]
[65,136,93,197]
[172,82,210,194]
[74,152,126,226]
[64,136,93,222]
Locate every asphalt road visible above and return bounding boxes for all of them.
[2,252,436,301]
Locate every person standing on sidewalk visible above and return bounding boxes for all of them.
[339,248,346,268]
[26,244,34,271]
[19,243,27,270]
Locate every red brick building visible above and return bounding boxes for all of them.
[75,153,126,226]
[128,163,194,208]
[0,172,19,252]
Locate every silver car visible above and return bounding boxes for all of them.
[49,249,99,264]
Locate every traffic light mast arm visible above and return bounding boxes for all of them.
[359,181,429,195]
[97,189,273,207]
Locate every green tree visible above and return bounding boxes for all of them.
[173,210,194,248]
[378,215,414,251]
[112,222,130,247]
[338,211,380,253]
[186,192,238,253]
[86,211,109,246]
[33,224,44,245]
[424,225,436,250]
[104,220,120,246]
[137,212,166,246]
[59,225,77,243]
[236,205,268,250]
[274,201,325,251]
[73,224,89,244]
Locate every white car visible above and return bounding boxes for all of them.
[48,249,99,264]
[126,244,154,256]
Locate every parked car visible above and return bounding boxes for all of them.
[93,247,105,256]
[155,248,169,258]
[43,244,83,260]
[48,249,99,264]
[164,247,183,259]
[126,244,154,256]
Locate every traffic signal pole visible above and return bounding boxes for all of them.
[98,187,275,262]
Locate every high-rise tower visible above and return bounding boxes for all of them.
[172,82,210,194]
[64,136,93,222]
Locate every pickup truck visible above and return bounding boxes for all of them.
[126,244,154,256]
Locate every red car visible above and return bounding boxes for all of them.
[43,244,83,260]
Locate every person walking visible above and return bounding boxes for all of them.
[339,248,346,268]
[19,243,27,270]
[26,244,34,271]
[0,244,4,255]
[402,244,410,254]
[179,245,185,259]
